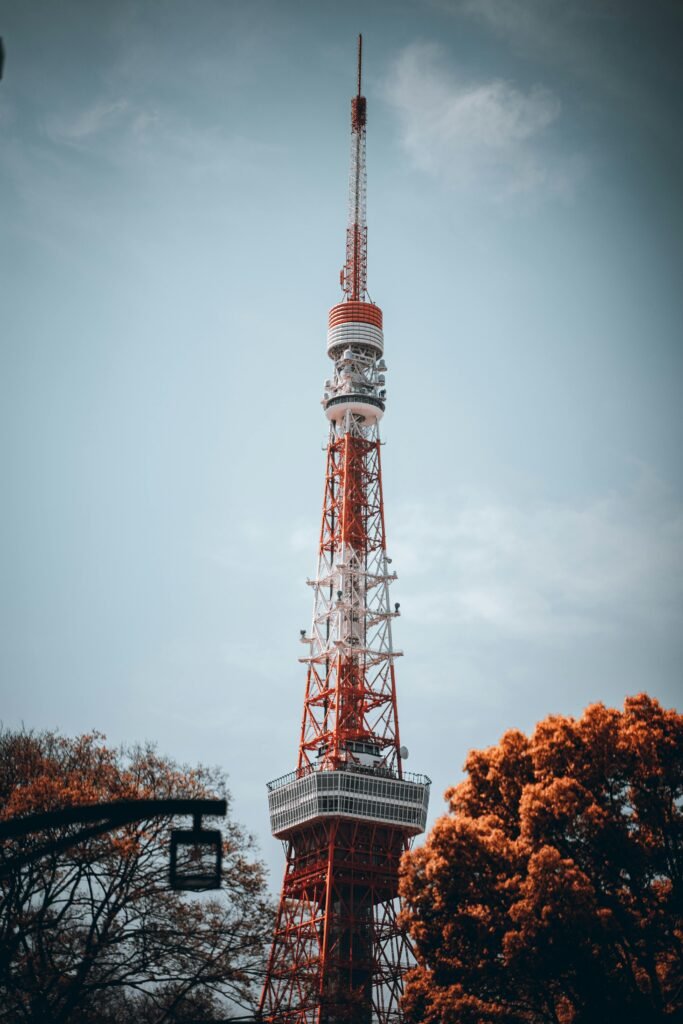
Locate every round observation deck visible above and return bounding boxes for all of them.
[267,766,431,840]
[327,301,384,360]
[324,392,385,424]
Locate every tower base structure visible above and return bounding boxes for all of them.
[261,824,414,1023]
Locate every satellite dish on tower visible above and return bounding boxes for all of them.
[399,746,409,760]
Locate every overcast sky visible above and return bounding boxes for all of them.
[1,0,682,887]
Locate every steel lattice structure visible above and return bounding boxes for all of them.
[259,36,430,1024]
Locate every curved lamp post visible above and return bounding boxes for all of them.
[0,798,227,890]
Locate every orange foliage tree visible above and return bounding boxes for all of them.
[400,695,683,1024]
[0,728,272,1023]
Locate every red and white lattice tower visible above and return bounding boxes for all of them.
[259,36,430,1024]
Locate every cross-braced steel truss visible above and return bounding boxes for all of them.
[260,821,413,1024]
[298,417,402,776]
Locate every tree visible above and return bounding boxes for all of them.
[0,728,272,1023]
[400,694,683,1024]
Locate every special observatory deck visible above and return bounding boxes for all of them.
[267,766,431,839]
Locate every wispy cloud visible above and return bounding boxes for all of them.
[457,0,573,51]
[453,0,624,87]
[453,0,638,107]
[38,85,282,175]
[439,0,683,151]
[383,42,583,200]
[45,98,130,143]
[391,484,683,641]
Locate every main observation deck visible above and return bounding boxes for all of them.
[267,765,431,839]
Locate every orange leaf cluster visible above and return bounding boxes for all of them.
[400,694,683,1023]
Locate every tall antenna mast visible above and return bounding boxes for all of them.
[341,33,368,300]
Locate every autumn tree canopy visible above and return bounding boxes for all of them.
[0,728,272,1024]
[400,694,683,1024]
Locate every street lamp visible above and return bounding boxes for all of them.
[170,814,223,891]
[0,798,227,890]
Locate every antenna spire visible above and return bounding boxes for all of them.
[341,34,368,301]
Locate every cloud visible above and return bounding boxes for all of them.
[39,90,283,183]
[383,42,582,200]
[390,485,683,642]
[452,0,635,105]
[439,0,683,152]
[457,0,568,49]
[45,99,129,143]
[453,0,623,85]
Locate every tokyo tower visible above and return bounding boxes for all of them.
[259,36,430,1024]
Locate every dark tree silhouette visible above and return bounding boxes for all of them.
[400,694,683,1024]
[0,728,272,1023]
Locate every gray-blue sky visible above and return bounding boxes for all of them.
[1,0,682,885]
